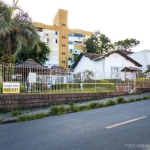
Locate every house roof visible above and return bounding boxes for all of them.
[15,59,68,75]
[72,53,103,69]
[72,50,142,69]
[16,58,47,68]
[121,67,141,72]
[104,50,142,67]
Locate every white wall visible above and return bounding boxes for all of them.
[128,50,150,72]
[104,53,137,79]
[73,56,95,73]
[73,53,138,80]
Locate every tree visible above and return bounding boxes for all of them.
[85,30,114,54]
[15,41,50,65]
[72,54,79,63]
[82,70,93,81]
[0,0,39,57]
[114,38,140,51]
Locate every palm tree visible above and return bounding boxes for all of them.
[0,0,39,57]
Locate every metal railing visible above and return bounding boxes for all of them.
[0,63,149,94]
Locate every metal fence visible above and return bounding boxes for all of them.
[0,63,150,94]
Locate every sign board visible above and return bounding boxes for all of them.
[3,82,20,93]
[29,73,36,83]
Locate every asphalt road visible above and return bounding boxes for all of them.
[0,99,150,150]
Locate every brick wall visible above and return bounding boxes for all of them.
[0,92,129,110]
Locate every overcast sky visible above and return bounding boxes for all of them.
[5,0,150,52]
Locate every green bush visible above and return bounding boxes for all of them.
[72,106,80,112]
[17,112,46,122]
[50,105,66,115]
[105,100,117,106]
[98,102,106,108]
[90,102,98,108]
[135,97,142,101]
[51,84,67,90]
[0,82,2,94]
[50,106,59,115]
[69,102,74,107]
[79,105,87,111]
[129,98,135,102]
[34,112,46,119]
[117,97,126,103]
[79,105,91,111]
[12,110,21,116]
[57,106,66,115]
[20,83,25,93]
[142,96,149,100]
[136,78,150,87]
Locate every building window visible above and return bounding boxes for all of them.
[62,36,65,39]
[68,65,72,68]
[68,33,74,37]
[74,33,82,37]
[53,39,57,43]
[47,38,50,43]
[62,52,65,55]
[111,67,121,78]
[62,44,65,47]
[68,49,73,53]
[62,24,65,26]
[62,61,65,64]
[68,41,74,45]
[68,57,73,61]
[53,31,58,35]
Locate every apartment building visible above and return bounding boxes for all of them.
[34,9,92,68]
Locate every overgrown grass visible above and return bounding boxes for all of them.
[143,96,149,100]
[12,94,150,122]
[105,100,117,106]
[12,110,21,116]
[128,98,135,102]
[17,112,46,122]
[117,97,126,103]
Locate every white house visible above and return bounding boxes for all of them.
[128,49,150,72]
[72,50,142,80]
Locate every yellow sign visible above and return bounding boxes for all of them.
[3,88,19,93]
[3,82,20,94]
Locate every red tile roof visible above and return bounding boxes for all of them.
[121,67,141,72]
[72,50,142,69]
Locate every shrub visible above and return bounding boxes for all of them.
[0,82,2,94]
[72,106,80,112]
[50,106,59,115]
[117,97,126,103]
[17,112,46,122]
[85,104,91,110]
[12,110,21,116]
[105,100,116,106]
[69,102,74,107]
[79,105,87,111]
[90,102,98,108]
[20,84,25,93]
[57,106,66,115]
[34,112,46,119]
[135,97,142,101]
[49,105,66,115]
[98,102,106,108]
[129,98,135,102]
[51,84,67,90]
[143,96,149,100]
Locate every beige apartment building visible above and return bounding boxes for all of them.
[34,9,92,68]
